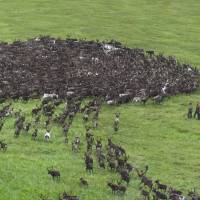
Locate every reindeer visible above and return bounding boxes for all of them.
[153,95,163,104]
[119,169,130,185]
[14,126,21,137]
[107,182,127,195]
[0,120,4,132]
[139,187,150,200]
[44,130,51,142]
[83,112,89,122]
[84,153,93,173]
[72,137,80,152]
[0,140,7,151]
[80,177,88,187]
[152,189,167,200]
[0,37,198,111]
[155,180,167,192]
[32,129,38,140]
[96,139,102,157]
[107,182,119,194]
[24,122,31,133]
[117,184,127,194]
[113,114,120,132]
[47,167,60,180]
[140,175,153,190]
[63,123,69,136]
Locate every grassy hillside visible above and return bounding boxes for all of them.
[1,93,200,200]
[0,0,200,200]
[0,95,200,200]
[0,0,199,66]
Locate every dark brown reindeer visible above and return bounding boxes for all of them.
[155,180,167,192]
[152,189,168,200]
[84,153,93,173]
[0,140,7,151]
[107,182,127,195]
[107,182,118,194]
[117,184,127,194]
[139,186,150,200]
[47,167,60,180]
[140,175,153,190]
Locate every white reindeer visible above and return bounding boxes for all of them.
[44,131,51,142]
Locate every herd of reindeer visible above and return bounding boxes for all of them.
[0,94,200,200]
[0,36,199,104]
[0,37,200,199]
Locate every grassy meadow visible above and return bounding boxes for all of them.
[0,0,200,199]
[1,94,200,200]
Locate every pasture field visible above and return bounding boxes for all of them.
[1,94,200,200]
[0,0,200,200]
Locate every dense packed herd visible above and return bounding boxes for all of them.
[0,95,200,200]
[0,36,199,104]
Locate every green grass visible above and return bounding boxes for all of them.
[1,93,200,200]
[0,0,200,199]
